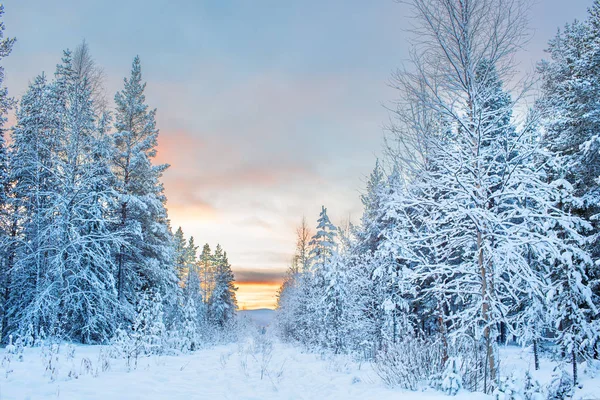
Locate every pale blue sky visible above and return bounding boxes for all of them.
[1,0,594,287]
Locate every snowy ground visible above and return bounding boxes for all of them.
[1,334,599,400]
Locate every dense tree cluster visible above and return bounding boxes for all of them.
[276,0,600,393]
[0,10,237,348]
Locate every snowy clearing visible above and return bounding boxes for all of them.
[2,336,600,400]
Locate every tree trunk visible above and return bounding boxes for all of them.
[117,201,127,302]
[533,339,540,371]
[572,348,578,386]
[439,301,449,366]
[479,229,496,393]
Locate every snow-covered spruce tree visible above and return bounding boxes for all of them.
[132,291,167,355]
[51,52,123,343]
[303,206,338,349]
[6,73,62,342]
[173,227,188,285]
[6,50,124,343]
[537,3,600,373]
[209,245,237,328]
[0,4,15,341]
[184,238,203,308]
[309,206,338,268]
[538,4,600,263]
[112,56,176,320]
[544,179,597,385]
[371,166,416,346]
[180,296,199,352]
[356,160,386,255]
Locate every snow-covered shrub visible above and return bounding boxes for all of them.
[5,335,16,355]
[13,336,24,362]
[494,373,524,400]
[67,363,79,380]
[41,343,60,381]
[97,348,111,373]
[65,343,76,360]
[547,369,574,400]
[1,335,15,378]
[583,359,600,378]
[523,372,544,400]
[326,355,353,374]
[219,351,232,369]
[374,337,444,390]
[493,372,543,400]
[441,358,462,396]
[80,357,93,376]
[111,327,142,371]
[448,337,488,393]
[248,333,274,380]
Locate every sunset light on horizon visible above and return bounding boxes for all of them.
[235,282,282,310]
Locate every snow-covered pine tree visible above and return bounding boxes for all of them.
[356,160,385,254]
[173,227,188,286]
[7,73,62,342]
[304,206,338,348]
[198,243,214,323]
[112,56,176,319]
[51,51,122,343]
[537,3,600,372]
[209,245,237,328]
[538,6,600,258]
[372,166,416,346]
[0,5,15,342]
[180,296,199,352]
[183,237,204,326]
[309,206,337,268]
[132,291,167,355]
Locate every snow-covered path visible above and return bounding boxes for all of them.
[1,337,484,400]
[3,338,600,400]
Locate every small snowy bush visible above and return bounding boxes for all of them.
[523,372,544,400]
[493,371,543,400]
[441,358,462,396]
[494,373,523,400]
[374,337,444,390]
[583,359,600,378]
[547,369,574,400]
[97,348,111,373]
[41,343,60,381]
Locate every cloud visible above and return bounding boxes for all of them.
[234,269,285,284]
[238,216,273,231]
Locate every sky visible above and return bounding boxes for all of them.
[2,0,593,309]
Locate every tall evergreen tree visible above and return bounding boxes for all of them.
[0,4,15,341]
[7,73,61,341]
[112,56,176,318]
[209,245,237,327]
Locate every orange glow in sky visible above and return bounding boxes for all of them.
[236,281,281,310]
